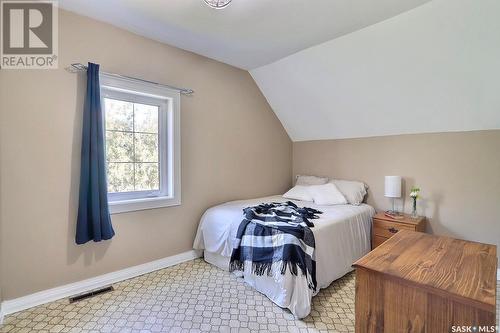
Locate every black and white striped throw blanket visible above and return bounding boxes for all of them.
[229,201,322,290]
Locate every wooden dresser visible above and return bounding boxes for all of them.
[354,230,497,333]
[372,212,426,249]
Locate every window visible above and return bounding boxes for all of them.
[101,74,181,214]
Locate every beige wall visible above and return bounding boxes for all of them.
[293,130,500,262]
[0,10,292,300]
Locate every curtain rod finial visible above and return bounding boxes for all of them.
[65,63,87,73]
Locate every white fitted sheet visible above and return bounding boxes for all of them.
[193,195,374,318]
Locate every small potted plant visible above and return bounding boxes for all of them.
[409,187,420,218]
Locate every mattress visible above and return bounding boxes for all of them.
[193,195,375,318]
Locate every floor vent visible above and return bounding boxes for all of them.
[69,286,114,303]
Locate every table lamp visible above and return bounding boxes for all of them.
[384,176,401,215]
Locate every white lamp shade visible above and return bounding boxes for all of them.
[384,176,402,198]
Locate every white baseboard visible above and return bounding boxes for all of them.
[1,250,202,317]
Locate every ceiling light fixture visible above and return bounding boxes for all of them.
[203,0,232,9]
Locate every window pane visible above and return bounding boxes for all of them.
[104,98,133,131]
[107,163,134,193]
[135,163,159,191]
[135,133,158,163]
[103,95,165,197]
[106,131,134,162]
[134,103,159,133]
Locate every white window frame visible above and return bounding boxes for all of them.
[100,73,181,214]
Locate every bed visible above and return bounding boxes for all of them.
[193,195,375,318]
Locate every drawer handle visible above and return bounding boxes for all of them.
[388,227,398,234]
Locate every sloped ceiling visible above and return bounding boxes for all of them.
[251,0,500,141]
[58,0,430,70]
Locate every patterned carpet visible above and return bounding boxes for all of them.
[1,259,355,333]
[1,258,498,333]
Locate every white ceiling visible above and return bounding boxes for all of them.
[251,0,500,141]
[58,0,430,70]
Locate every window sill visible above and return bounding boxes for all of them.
[108,196,181,214]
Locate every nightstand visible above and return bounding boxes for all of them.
[371,212,426,249]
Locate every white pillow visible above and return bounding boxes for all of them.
[283,185,313,202]
[295,175,329,186]
[309,183,347,206]
[331,179,368,205]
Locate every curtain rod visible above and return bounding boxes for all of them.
[65,63,194,95]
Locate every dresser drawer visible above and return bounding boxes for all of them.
[372,235,389,249]
[373,219,415,238]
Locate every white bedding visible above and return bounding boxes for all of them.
[193,195,374,318]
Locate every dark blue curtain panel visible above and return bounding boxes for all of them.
[76,63,115,244]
